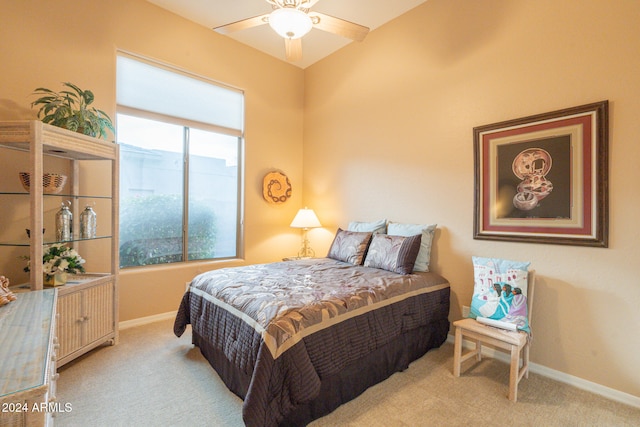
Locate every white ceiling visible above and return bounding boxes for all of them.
[146,0,428,68]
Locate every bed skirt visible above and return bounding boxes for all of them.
[184,286,450,426]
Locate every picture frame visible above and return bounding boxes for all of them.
[473,101,609,247]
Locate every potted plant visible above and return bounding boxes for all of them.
[23,243,86,286]
[31,82,115,140]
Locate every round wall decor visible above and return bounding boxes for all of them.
[263,171,292,204]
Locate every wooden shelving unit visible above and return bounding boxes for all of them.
[0,120,119,365]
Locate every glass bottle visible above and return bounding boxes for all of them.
[80,204,97,239]
[55,201,73,241]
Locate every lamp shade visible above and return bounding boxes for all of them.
[290,208,321,229]
[269,8,313,39]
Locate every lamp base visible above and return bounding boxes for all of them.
[298,241,315,258]
[298,229,315,258]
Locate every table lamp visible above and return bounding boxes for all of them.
[290,207,321,258]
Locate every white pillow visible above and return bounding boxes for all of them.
[347,219,387,234]
[387,222,437,272]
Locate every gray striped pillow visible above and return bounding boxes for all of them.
[363,233,422,274]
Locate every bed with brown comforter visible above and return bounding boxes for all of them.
[174,257,450,426]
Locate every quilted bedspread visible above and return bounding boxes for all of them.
[174,258,450,427]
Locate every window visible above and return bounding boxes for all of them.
[116,54,244,268]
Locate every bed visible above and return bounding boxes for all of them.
[174,228,450,427]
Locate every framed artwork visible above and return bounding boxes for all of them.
[473,101,609,247]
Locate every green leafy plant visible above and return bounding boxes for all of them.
[119,194,217,267]
[31,82,115,140]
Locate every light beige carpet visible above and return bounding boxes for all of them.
[55,319,640,427]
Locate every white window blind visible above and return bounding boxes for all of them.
[116,55,244,135]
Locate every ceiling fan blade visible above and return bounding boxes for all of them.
[300,0,321,9]
[213,13,269,35]
[267,0,321,10]
[285,38,302,62]
[310,12,369,42]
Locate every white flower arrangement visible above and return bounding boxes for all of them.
[23,243,86,278]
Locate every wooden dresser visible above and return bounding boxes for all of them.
[0,289,59,426]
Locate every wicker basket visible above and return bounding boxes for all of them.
[19,172,67,194]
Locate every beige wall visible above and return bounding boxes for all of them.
[303,0,640,398]
[0,0,305,320]
[2,0,639,402]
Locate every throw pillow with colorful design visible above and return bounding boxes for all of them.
[470,256,531,333]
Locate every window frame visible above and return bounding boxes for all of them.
[116,55,245,268]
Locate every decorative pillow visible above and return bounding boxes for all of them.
[470,256,531,333]
[387,222,437,272]
[347,219,387,234]
[327,228,373,265]
[363,233,422,275]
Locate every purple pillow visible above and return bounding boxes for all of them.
[363,233,422,274]
[327,228,373,265]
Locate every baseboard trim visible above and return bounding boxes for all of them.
[117,318,639,408]
[119,311,177,330]
[447,334,640,409]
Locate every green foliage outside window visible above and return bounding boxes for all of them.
[119,194,217,267]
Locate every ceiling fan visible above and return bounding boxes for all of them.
[213,0,370,62]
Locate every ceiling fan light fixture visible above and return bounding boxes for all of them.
[269,7,312,39]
